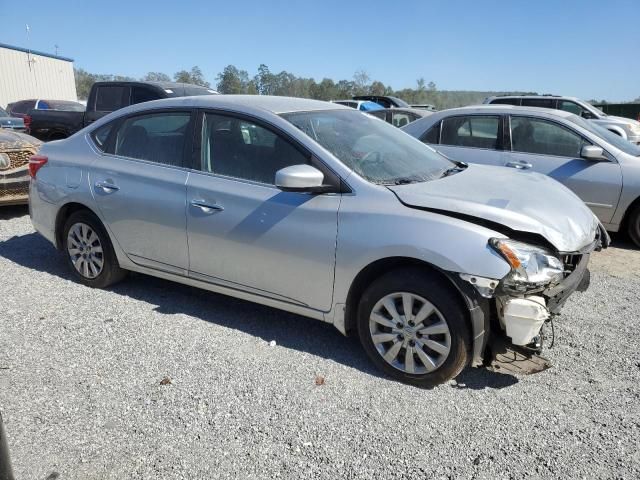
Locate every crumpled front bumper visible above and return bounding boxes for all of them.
[453,229,604,366]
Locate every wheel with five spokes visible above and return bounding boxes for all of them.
[357,267,470,387]
[62,210,127,288]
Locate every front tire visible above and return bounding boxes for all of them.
[62,210,126,288]
[627,204,640,248]
[357,268,470,387]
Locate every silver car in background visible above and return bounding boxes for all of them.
[403,105,640,246]
[29,96,606,387]
[484,95,640,144]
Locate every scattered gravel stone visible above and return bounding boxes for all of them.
[1,206,639,478]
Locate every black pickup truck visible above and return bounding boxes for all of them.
[27,81,217,141]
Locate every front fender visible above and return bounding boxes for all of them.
[332,192,511,309]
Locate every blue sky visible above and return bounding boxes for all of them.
[2,0,638,101]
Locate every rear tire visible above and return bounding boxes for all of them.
[627,204,640,248]
[357,267,470,388]
[62,210,126,288]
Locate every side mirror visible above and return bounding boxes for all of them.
[581,145,606,161]
[581,110,594,120]
[275,164,325,192]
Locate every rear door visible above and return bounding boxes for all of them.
[423,114,508,166]
[185,111,340,311]
[90,110,193,274]
[505,115,622,223]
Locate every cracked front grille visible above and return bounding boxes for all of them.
[4,150,34,169]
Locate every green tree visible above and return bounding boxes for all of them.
[369,81,386,96]
[216,65,250,94]
[143,72,171,82]
[174,66,210,87]
[353,70,370,96]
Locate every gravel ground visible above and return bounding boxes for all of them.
[1,206,639,479]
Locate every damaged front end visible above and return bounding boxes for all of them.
[457,226,607,374]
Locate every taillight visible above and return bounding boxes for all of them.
[28,155,48,178]
[24,114,32,131]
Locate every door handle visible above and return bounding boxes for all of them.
[95,181,120,192]
[505,161,533,170]
[190,199,224,213]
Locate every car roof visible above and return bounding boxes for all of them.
[436,104,576,119]
[489,94,581,102]
[376,107,432,116]
[117,95,351,116]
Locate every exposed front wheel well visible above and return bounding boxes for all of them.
[621,195,640,247]
[344,257,472,336]
[54,203,100,250]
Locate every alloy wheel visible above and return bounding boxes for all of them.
[369,292,451,374]
[67,222,104,279]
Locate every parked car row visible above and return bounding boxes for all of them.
[12,81,218,142]
[402,105,640,247]
[484,94,640,144]
[28,95,608,387]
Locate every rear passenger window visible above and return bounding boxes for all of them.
[392,113,413,128]
[95,86,129,112]
[510,117,586,157]
[201,113,309,184]
[521,98,555,109]
[114,112,191,166]
[91,123,114,151]
[132,87,162,105]
[490,98,521,106]
[440,116,500,149]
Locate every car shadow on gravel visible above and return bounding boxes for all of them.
[0,205,28,220]
[0,231,519,390]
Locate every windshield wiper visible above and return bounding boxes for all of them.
[440,162,468,178]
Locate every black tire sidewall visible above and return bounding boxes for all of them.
[62,210,123,288]
[627,205,640,248]
[357,268,471,388]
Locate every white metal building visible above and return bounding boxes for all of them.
[0,43,77,108]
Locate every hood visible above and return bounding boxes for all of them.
[593,115,640,128]
[0,129,41,149]
[389,163,598,252]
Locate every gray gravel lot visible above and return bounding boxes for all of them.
[1,206,639,479]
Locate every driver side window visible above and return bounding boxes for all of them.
[510,117,587,157]
[201,113,310,184]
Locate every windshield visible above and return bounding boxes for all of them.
[281,109,454,184]
[582,100,606,117]
[0,107,8,117]
[568,114,640,156]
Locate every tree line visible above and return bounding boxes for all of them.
[75,64,608,109]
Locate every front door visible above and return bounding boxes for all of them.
[90,110,193,273]
[431,114,509,167]
[506,115,623,223]
[186,112,340,311]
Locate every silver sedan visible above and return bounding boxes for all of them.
[403,105,640,247]
[29,96,606,387]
